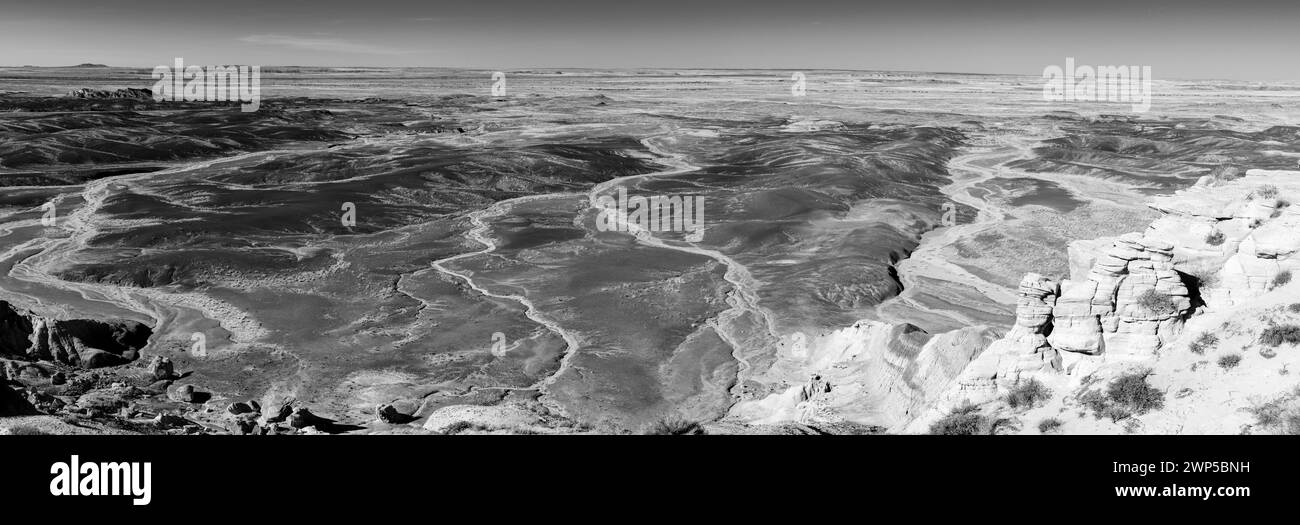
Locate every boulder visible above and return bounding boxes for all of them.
[377,404,415,424]
[287,408,331,430]
[264,400,293,423]
[154,413,195,429]
[169,384,208,403]
[0,383,39,416]
[147,356,176,380]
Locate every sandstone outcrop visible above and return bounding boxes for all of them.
[945,233,1195,407]
[1145,170,1300,309]
[0,301,152,369]
[948,274,1060,402]
[729,320,1002,430]
[922,169,1300,427]
[1052,233,1192,362]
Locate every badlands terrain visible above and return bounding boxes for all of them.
[2,67,1300,435]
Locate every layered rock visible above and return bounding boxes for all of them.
[1052,233,1192,363]
[943,232,1196,410]
[1145,170,1300,308]
[946,274,1060,403]
[729,319,1002,430]
[0,301,152,368]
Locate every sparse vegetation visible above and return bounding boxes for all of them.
[1247,389,1300,435]
[929,404,990,435]
[1080,389,1109,414]
[1217,354,1242,370]
[1037,418,1063,434]
[641,415,705,435]
[1288,303,1300,314]
[1260,324,1300,347]
[1005,378,1051,410]
[1252,185,1280,200]
[1107,371,1165,414]
[1204,230,1226,246]
[1271,270,1293,290]
[1273,199,1291,218]
[1184,265,1220,290]
[1134,289,1178,315]
[1189,331,1218,355]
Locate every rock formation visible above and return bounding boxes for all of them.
[147,356,176,381]
[0,301,151,369]
[925,169,1300,424]
[948,274,1060,402]
[1145,170,1300,309]
[0,382,39,416]
[66,87,153,100]
[729,320,1002,430]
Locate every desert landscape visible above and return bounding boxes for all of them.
[3,66,1300,435]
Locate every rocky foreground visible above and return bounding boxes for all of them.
[735,167,1300,435]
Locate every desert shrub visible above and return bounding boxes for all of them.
[929,404,989,435]
[1005,378,1052,410]
[1288,303,1300,314]
[1107,372,1165,414]
[1247,390,1300,434]
[1037,418,1063,433]
[641,416,704,435]
[1272,199,1292,218]
[1184,265,1220,290]
[1253,185,1280,200]
[1134,290,1178,315]
[1204,230,1226,246]
[1272,270,1293,289]
[1079,389,1109,415]
[1217,354,1242,370]
[1260,324,1300,347]
[1189,331,1218,355]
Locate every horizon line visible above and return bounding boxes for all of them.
[2,64,1296,84]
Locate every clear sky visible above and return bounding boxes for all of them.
[2,0,1298,80]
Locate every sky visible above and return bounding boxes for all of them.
[1,0,1298,80]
